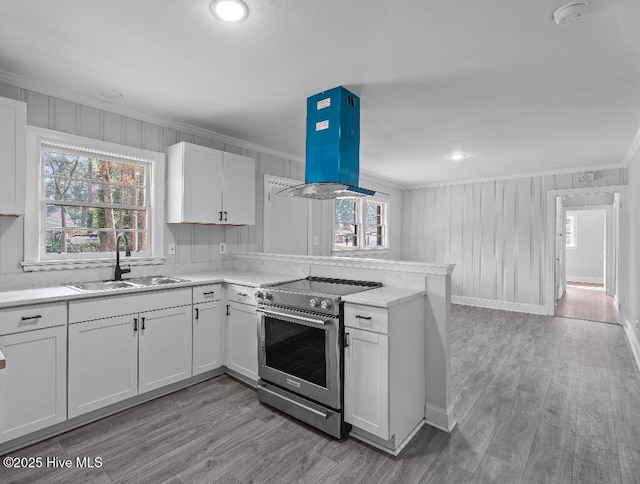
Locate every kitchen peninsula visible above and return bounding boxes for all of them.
[0,252,454,457]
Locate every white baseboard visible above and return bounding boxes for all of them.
[452,295,548,316]
[566,276,604,284]
[623,319,640,373]
[349,419,425,456]
[425,403,457,432]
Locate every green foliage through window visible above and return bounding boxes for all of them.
[43,148,148,255]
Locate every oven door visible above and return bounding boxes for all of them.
[257,307,341,410]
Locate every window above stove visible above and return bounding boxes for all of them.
[333,195,389,255]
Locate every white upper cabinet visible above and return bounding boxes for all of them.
[167,142,255,225]
[0,96,27,216]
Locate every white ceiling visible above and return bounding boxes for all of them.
[1,0,639,187]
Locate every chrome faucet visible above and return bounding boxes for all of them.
[114,233,131,281]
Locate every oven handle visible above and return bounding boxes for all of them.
[256,308,335,329]
[259,384,330,419]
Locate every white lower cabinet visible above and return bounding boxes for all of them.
[0,322,67,443]
[344,327,389,438]
[192,284,224,376]
[68,290,192,419]
[68,315,138,418]
[138,306,192,394]
[344,297,425,453]
[226,297,258,382]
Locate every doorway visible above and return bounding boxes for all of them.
[549,189,621,324]
[263,175,311,255]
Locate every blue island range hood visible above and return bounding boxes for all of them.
[280,86,376,199]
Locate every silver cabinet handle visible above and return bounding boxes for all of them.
[195,307,199,320]
[237,292,248,297]
[202,291,216,296]
[0,348,5,370]
[21,315,42,322]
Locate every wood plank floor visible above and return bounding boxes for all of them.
[2,305,639,483]
[555,283,618,324]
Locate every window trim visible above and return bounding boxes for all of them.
[22,127,166,271]
[332,194,390,254]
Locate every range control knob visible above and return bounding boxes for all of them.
[309,298,319,308]
[255,291,264,300]
[320,299,332,310]
[264,292,273,300]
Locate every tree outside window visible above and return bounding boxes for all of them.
[334,197,388,251]
[43,148,148,256]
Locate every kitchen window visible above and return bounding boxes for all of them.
[333,196,389,252]
[22,128,165,271]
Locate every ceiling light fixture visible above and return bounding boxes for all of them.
[553,2,588,26]
[210,0,249,22]
[448,152,467,162]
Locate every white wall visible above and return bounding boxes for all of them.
[401,169,625,312]
[0,82,402,290]
[620,145,640,360]
[565,209,605,283]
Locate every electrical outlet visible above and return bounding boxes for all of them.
[218,242,226,255]
[636,320,639,331]
[168,243,176,255]
[455,284,460,290]
[313,236,320,246]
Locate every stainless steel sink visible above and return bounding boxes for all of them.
[68,280,137,292]
[124,276,187,286]
[66,275,188,293]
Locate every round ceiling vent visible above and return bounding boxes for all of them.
[98,89,124,100]
[553,2,589,26]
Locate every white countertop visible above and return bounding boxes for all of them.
[0,271,424,310]
[342,286,426,308]
[0,271,301,310]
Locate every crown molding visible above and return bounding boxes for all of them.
[406,163,625,189]
[0,69,306,164]
[623,126,640,168]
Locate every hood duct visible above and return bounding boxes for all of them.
[279,86,376,199]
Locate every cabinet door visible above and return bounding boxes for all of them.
[138,305,192,394]
[344,328,389,439]
[226,302,258,382]
[171,143,223,223]
[0,326,66,442]
[0,97,26,216]
[222,153,255,225]
[68,316,138,419]
[192,301,223,376]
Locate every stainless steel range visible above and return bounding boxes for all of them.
[256,276,382,438]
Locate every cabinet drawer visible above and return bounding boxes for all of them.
[344,304,388,335]
[193,284,222,304]
[0,302,66,336]
[69,288,191,323]
[227,284,257,305]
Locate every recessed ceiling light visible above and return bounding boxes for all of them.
[448,152,467,162]
[97,89,124,100]
[553,2,588,26]
[211,0,249,22]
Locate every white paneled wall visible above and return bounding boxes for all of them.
[402,169,625,310]
[0,81,402,289]
[621,149,640,357]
